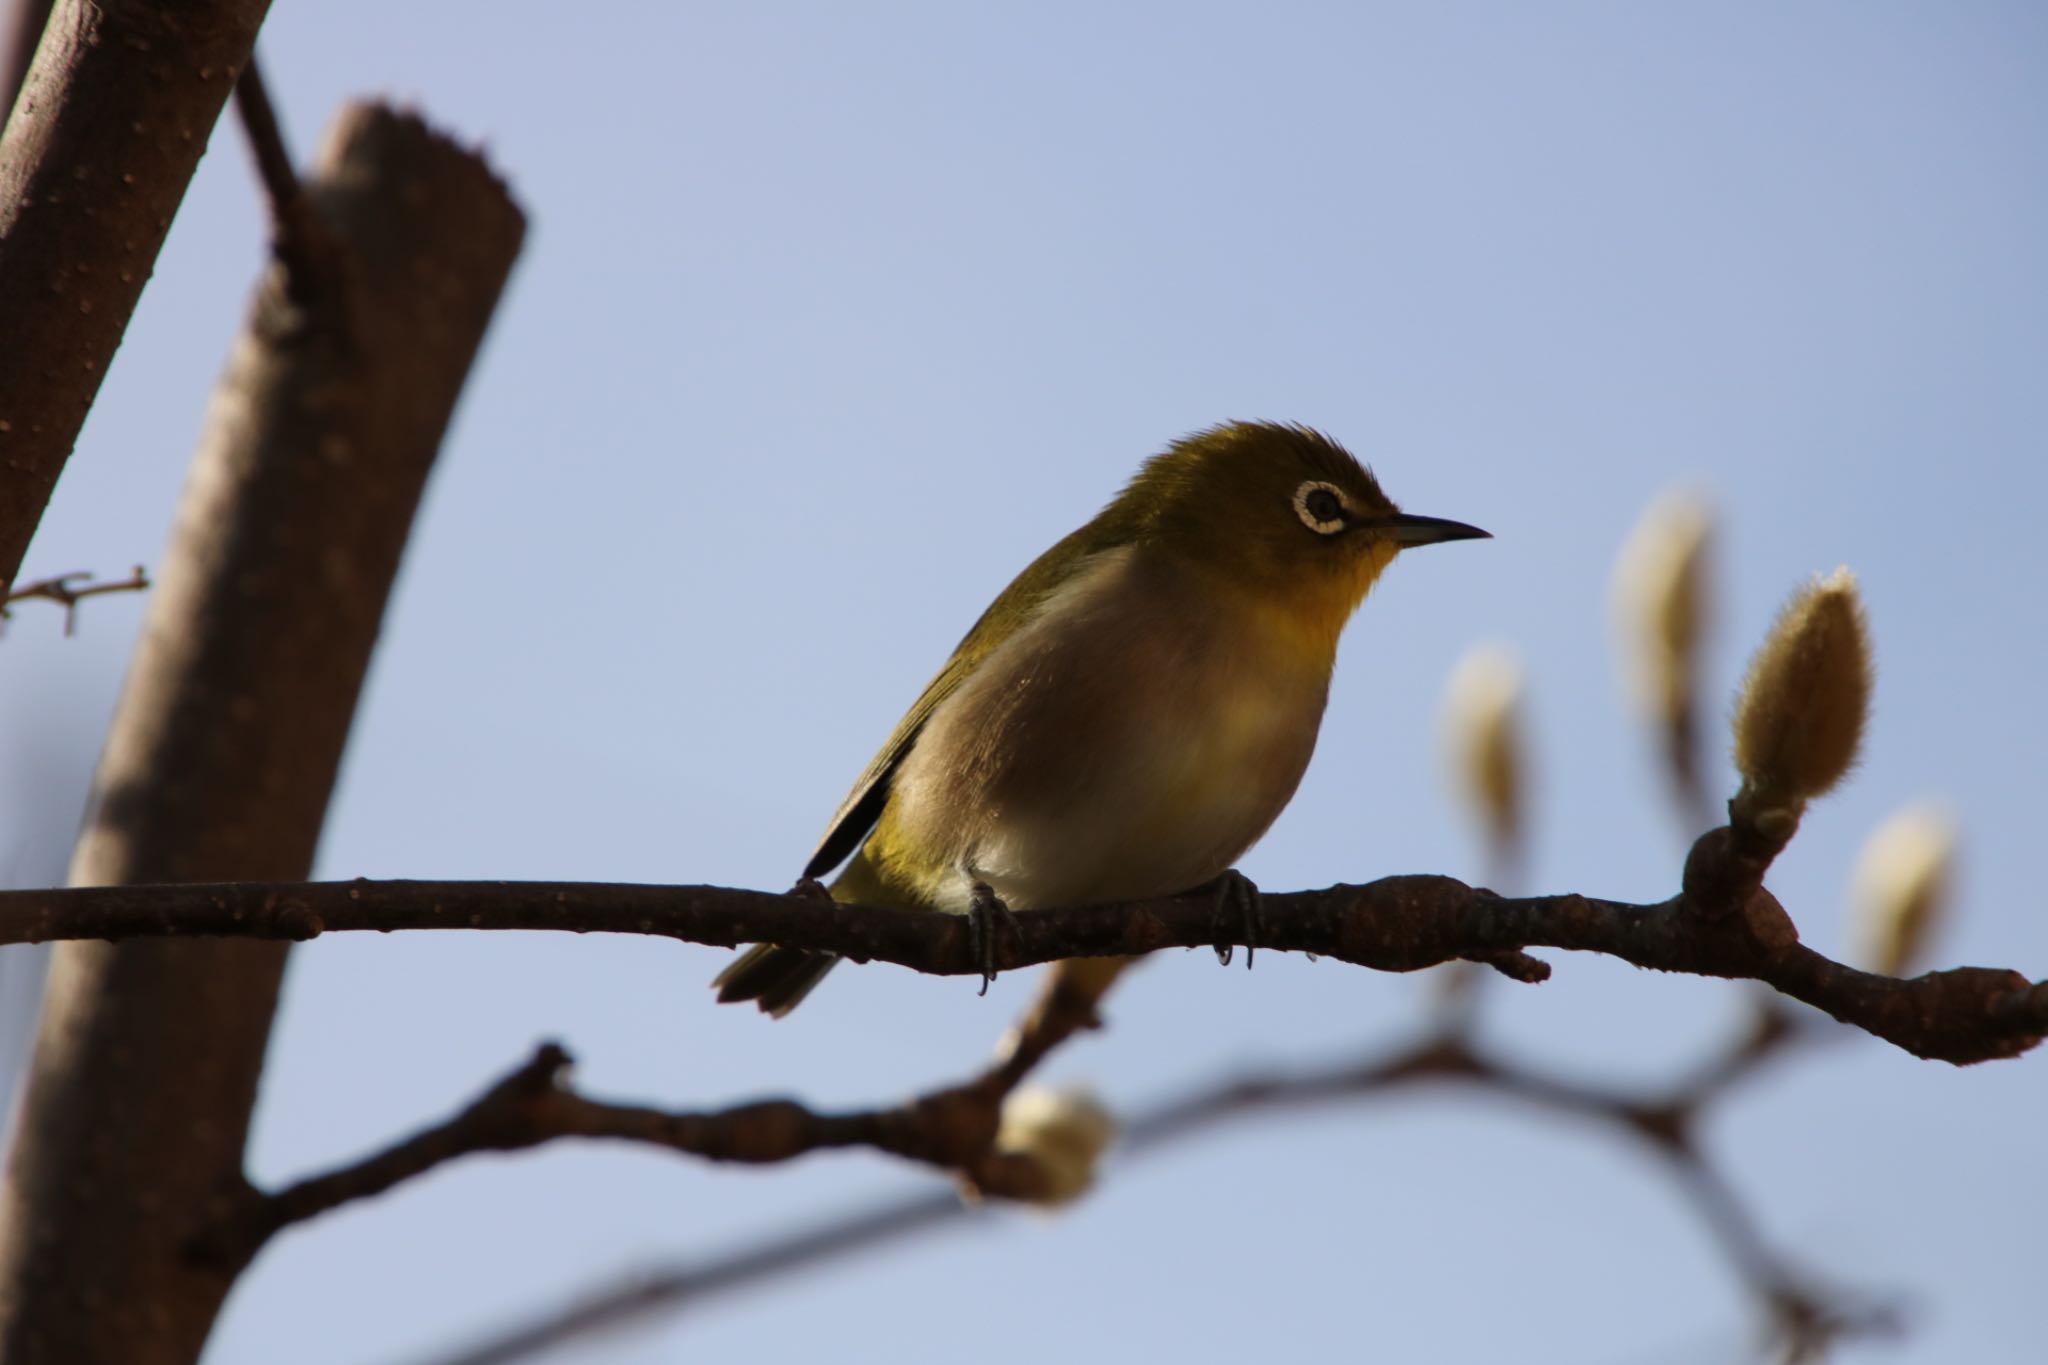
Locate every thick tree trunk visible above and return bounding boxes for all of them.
[0,0,275,585]
[0,103,523,1364]
[1,0,54,118]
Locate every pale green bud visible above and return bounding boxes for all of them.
[1732,567,1872,816]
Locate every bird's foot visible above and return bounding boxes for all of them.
[966,881,1019,997]
[1209,868,1262,969]
[788,874,834,902]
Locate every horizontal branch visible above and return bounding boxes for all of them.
[196,930,1117,1272]
[7,825,2041,1065]
[198,994,1094,1270]
[0,566,149,634]
[194,1041,1005,1268]
[405,1007,1885,1365]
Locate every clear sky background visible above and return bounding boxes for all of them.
[3,4,2044,1363]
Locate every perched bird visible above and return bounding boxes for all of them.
[715,420,1488,1015]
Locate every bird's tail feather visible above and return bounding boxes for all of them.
[712,944,841,1017]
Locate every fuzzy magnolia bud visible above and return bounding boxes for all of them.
[1441,643,1526,855]
[1731,567,1872,815]
[993,1085,1117,1208]
[1612,491,1713,735]
[1850,803,1956,978]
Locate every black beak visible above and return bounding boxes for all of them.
[1368,513,1492,546]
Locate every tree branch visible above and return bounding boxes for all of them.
[397,1007,1891,1365]
[0,101,525,1365]
[196,1042,1017,1269]
[230,53,297,224]
[0,565,148,633]
[197,965,1099,1271]
[405,1190,971,1365]
[230,52,335,301]
[0,0,275,586]
[0,0,52,118]
[1,823,2039,1065]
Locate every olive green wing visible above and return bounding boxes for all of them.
[803,519,1130,879]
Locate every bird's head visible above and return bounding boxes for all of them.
[1110,421,1488,647]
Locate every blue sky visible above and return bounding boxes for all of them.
[3,4,2044,1362]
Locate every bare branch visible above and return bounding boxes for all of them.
[0,0,274,586]
[201,1047,1024,1268]
[195,1042,1013,1269]
[0,0,52,117]
[398,1011,1896,1365]
[0,822,2038,1065]
[405,1191,969,1365]
[0,565,148,634]
[0,102,526,1365]
[231,54,298,224]
[230,53,335,300]
[199,958,1105,1271]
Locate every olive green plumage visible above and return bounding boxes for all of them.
[716,421,1487,1015]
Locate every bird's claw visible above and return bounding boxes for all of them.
[1210,869,1262,969]
[788,875,834,902]
[966,881,1017,996]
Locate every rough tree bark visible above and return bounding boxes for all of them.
[0,0,272,586]
[0,103,524,1364]
[0,0,54,117]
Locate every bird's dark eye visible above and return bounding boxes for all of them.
[1293,481,1348,535]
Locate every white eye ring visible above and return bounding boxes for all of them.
[1292,480,1348,535]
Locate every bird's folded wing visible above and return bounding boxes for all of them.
[803,522,1133,879]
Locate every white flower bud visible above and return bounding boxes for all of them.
[1850,803,1957,978]
[1441,643,1526,854]
[1732,567,1872,818]
[994,1085,1117,1208]
[1612,490,1713,733]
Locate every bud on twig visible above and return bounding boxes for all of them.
[1850,803,1956,978]
[1731,568,1872,825]
[1441,643,1526,865]
[991,1085,1117,1208]
[1612,491,1714,812]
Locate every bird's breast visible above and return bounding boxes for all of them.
[878,547,1334,911]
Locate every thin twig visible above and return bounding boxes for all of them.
[0,566,149,635]
[232,54,333,301]
[191,1042,989,1270]
[200,961,1105,1271]
[0,824,2039,1064]
[232,56,298,218]
[395,1017,1899,1365]
[399,1191,968,1365]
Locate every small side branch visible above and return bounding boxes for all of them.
[403,1191,969,1365]
[231,54,335,301]
[0,566,149,634]
[231,56,299,222]
[200,982,1091,1270]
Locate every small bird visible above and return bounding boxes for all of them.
[715,421,1488,1014]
